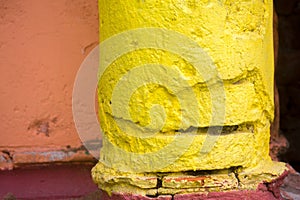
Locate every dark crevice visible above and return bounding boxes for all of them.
[171,194,175,200]
[185,169,217,176]
[184,166,239,177]
[172,124,253,135]
[146,194,159,198]
[232,167,242,187]
[265,182,278,199]
[157,177,163,188]
[107,111,255,135]
[146,177,163,198]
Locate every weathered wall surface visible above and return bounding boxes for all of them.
[0,0,98,169]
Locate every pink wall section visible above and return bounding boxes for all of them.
[0,0,98,168]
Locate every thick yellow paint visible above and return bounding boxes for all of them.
[92,160,286,195]
[93,0,286,194]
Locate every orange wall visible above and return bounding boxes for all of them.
[0,0,98,169]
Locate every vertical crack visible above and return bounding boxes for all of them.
[157,177,163,188]
[146,177,163,198]
[232,167,242,187]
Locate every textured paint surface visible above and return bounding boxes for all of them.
[92,161,287,196]
[93,0,287,196]
[0,0,98,168]
[97,170,290,199]
[96,0,278,172]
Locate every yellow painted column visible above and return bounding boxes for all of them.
[92,0,286,196]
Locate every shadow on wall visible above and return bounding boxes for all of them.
[274,0,300,171]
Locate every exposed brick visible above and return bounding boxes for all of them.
[162,173,238,190]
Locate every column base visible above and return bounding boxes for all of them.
[92,161,288,199]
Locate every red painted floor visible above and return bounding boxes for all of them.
[0,164,99,200]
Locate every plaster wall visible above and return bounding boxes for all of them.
[0,0,98,168]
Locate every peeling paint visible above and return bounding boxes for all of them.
[0,146,95,169]
[0,151,13,170]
